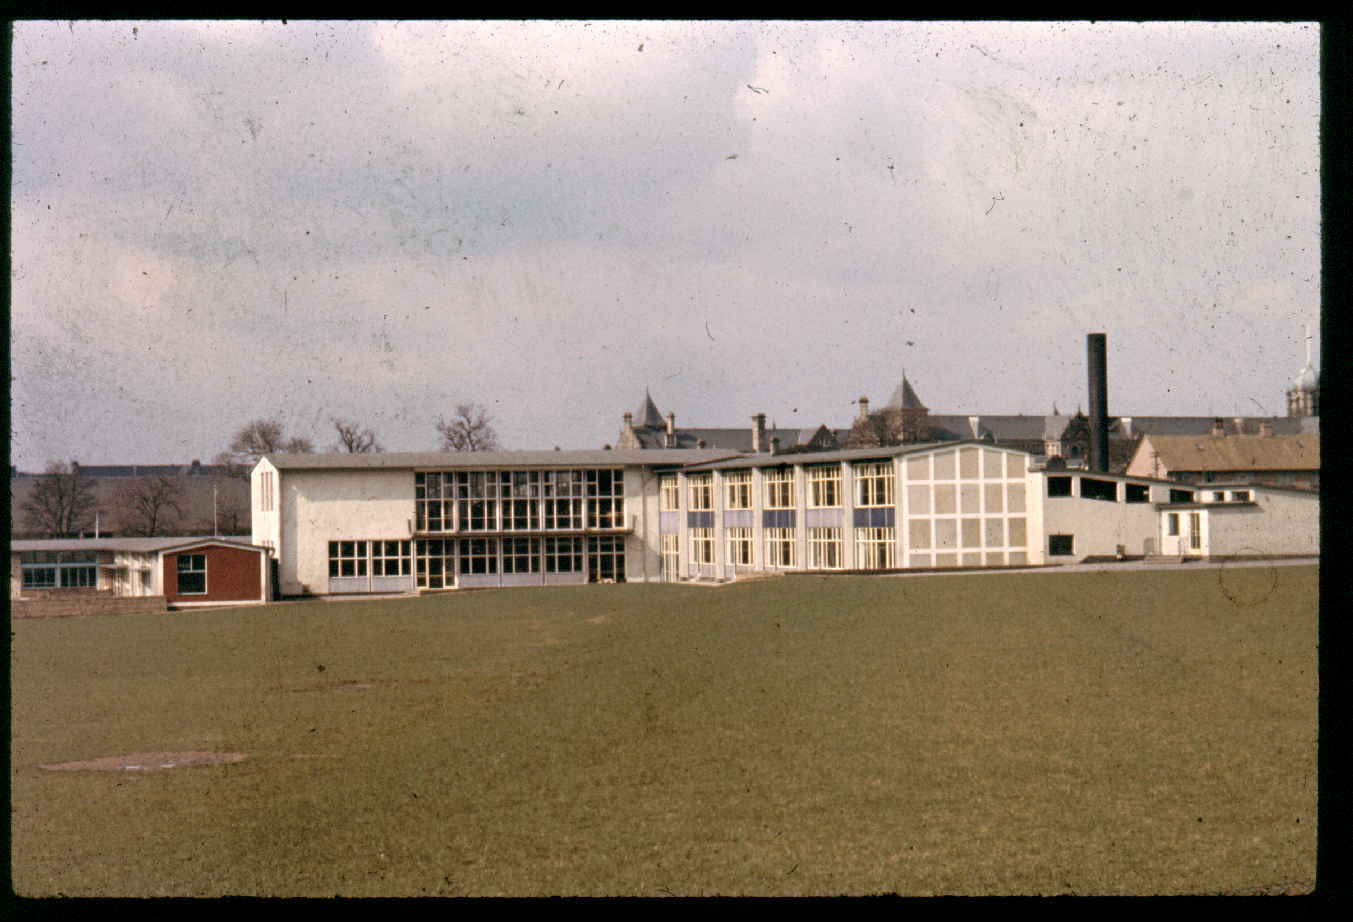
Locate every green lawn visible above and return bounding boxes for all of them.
[10,566,1317,896]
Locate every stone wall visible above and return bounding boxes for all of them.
[11,595,169,619]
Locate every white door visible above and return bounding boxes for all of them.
[1161,512,1183,555]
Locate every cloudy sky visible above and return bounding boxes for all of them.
[11,20,1320,469]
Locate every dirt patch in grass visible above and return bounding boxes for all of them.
[39,752,247,772]
[585,615,609,625]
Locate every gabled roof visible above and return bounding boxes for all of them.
[10,535,260,554]
[1138,433,1320,473]
[624,426,851,453]
[635,391,665,428]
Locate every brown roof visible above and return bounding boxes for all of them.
[1142,433,1320,473]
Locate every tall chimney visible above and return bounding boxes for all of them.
[857,396,870,422]
[752,413,767,452]
[665,412,676,448]
[1087,333,1109,473]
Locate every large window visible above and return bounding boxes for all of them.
[371,540,412,576]
[544,536,584,573]
[459,538,498,574]
[177,553,207,594]
[545,470,585,530]
[690,527,715,564]
[724,471,752,510]
[1189,512,1202,551]
[503,537,540,574]
[688,473,713,511]
[457,472,498,531]
[764,468,794,509]
[1048,476,1073,497]
[416,472,454,532]
[660,534,680,579]
[329,541,368,577]
[807,465,841,508]
[855,462,893,507]
[765,528,796,567]
[21,551,99,591]
[808,527,843,568]
[586,469,625,529]
[1125,483,1150,503]
[855,527,895,569]
[660,475,679,511]
[726,527,753,565]
[500,471,541,530]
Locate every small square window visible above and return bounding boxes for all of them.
[1048,476,1072,497]
[1048,534,1074,556]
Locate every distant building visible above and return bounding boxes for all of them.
[9,460,251,539]
[1124,429,1320,490]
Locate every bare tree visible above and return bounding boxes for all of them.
[844,408,931,449]
[114,475,185,536]
[224,418,315,469]
[332,418,383,453]
[436,404,500,452]
[21,461,98,537]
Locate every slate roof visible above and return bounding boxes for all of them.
[263,448,742,471]
[635,391,665,428]
[623,426,852,453]
[11,462,230,478]
[885,376,927,410]
[1138,433,1320,473]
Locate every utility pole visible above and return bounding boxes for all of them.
[213,485,219,537]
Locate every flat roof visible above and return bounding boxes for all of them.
[679,440,1019,472]
[10,536,262,554]
[263,448,743,471]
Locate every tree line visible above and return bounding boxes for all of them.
[18,405,501,538]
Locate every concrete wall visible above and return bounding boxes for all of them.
[250,459,282,560]
[280,469,415,595]
[1035,473,1168,561]
[899,446,1032,569]
[1204,489,1319,557]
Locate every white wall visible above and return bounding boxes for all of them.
[279,469,415,595]
[1034,473,1165,561]
[1205,489,1319,556]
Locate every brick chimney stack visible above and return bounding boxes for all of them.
[1210,418,1226,438]
[1259,422,1274,438]
[857,396,870,422]
[752,413,767,452]
[665,412,676,448]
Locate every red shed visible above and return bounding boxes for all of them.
[159,540,271,607]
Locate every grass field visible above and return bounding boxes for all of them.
[10,565,1317,896]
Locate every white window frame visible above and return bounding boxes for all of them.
[764,468,795,510]
[726,527,753,565]
[765,527,796,568]
[690,527,715,564]
[177,553,208,595]
[808,527,843,569]
[660,475,679,511]
[724,471,752,510]
[807,465,841,509]
[854,527,896,569]
[854,461,894,507]
[688,473,713,512]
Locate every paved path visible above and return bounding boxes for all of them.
[884,557,1319,579]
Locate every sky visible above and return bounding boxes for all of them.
[10,20,1321,469]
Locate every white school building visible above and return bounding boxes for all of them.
[251,442,1317,597]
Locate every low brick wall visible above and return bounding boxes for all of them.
[11,595,169,619]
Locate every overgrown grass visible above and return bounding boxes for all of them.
[11,566,1317,896]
